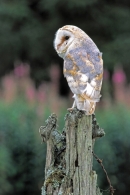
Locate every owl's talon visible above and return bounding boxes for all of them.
[88,107,95,115]
[67,108,74,112]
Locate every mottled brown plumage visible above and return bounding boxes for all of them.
[54,25,103,115]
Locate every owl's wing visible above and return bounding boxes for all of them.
[64,47,103,102]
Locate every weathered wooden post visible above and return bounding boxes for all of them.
[39,108,105,195]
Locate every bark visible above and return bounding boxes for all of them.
[39,109,105,195]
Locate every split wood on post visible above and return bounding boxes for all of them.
[39,108,105,195]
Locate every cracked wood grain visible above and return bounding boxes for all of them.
[39,110,103,195]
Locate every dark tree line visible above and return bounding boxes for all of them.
[0,0,130,84]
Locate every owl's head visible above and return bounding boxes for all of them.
[54,25,87,58]
[54,26,77,58]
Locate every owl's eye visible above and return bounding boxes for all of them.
[65,36,70,40]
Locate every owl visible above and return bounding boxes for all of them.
[54,25,103,115]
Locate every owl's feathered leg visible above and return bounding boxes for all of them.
[67,94,96,115]
[72,100,76,108]
[72,94,96,115]
[88,102,96,115]
[67,100,76,111]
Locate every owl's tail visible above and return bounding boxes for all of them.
[73,94,97,115]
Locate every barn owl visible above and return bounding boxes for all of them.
[54,25,103,115]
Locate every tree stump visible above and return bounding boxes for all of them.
[39,109,105,195]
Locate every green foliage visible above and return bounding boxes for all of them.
[0,101,46,195]
[94,105,130,195]
[0,99,130,195]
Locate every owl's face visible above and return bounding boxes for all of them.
[54,26,75,58]
[54,25,87,58]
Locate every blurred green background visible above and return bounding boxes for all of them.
[0,0,130,194]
